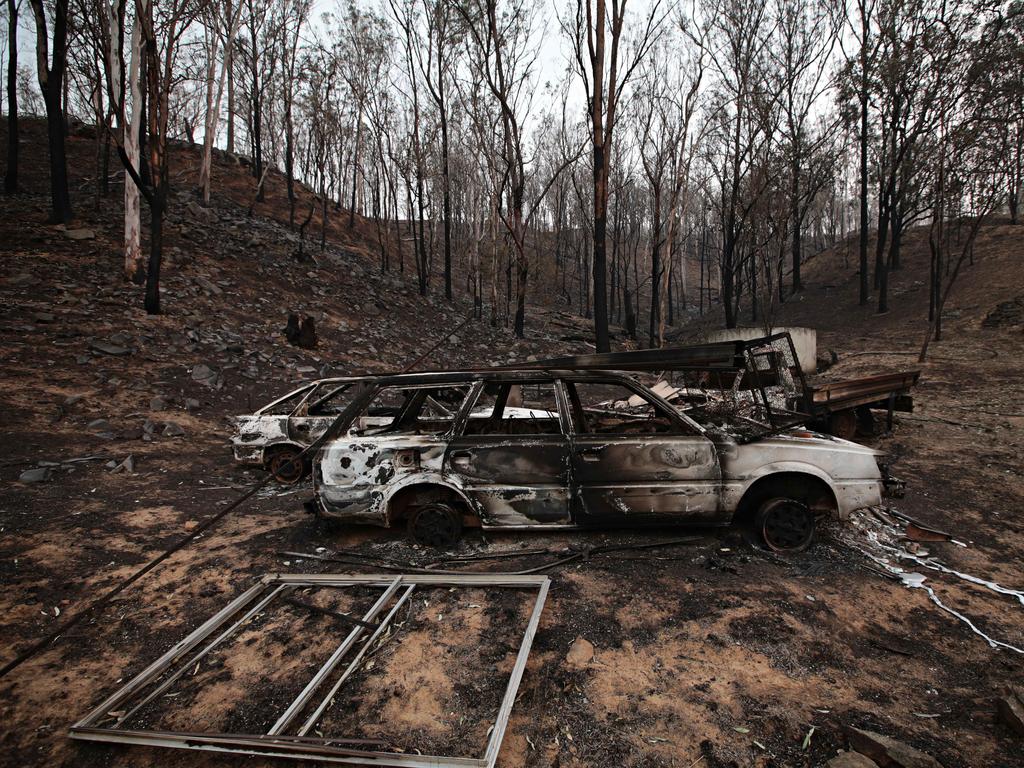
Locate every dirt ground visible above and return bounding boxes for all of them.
[3,119,1024,768]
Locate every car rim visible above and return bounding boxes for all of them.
[761,501,814,551]
[270,452,303,483]
[412,505,458,546]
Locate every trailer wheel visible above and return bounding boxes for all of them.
[755,498,816,552]
[408,502,463,547]
[828,409,857,440]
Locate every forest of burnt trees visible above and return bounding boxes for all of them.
[2,0,1023,351]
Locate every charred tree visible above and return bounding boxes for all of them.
[29,0,72,223]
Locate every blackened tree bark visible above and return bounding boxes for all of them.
[5,0,18,194]
[29,0,72,223]
[567,0,664,352]
[857,0,870,306]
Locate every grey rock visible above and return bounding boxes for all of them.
[191,363,219,387]
[150,396,168,411]
[19,467,52,483]
[143,419,157,434]
[997,686,1024,737]
[845,727,944,768]
[90,339,131,356]
[195,276,223,295]
[63,394,85,406]
[88,418,112,432]
[65,228,96,240]
[163,422,185,437]
[185,398,201,411]
[112,455,135,473]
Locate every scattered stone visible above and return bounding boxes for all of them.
[64,228,96,240]
[845,727,944,768]
[111,455,135,474]
[150,396,168,411]
[997,686,1024,736]
[983,296,1024,328]
[121,426,144,440]
[63,394,85,406]
[195,276,223,295]
[163,422,185,437]
[191,363,219,387]
[89,339,131,356]
[183,519,199,531]
[19,467,52,483]
[87,418,112,432]
[828,753,880,768]
[565,637,595,669]
[185,398,201,411]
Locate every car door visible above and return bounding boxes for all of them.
[563,378,724,526]
[288,381,355,445]
[444,378,573,526]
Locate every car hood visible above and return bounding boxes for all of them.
[748,431,885,457]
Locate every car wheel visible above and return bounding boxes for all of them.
[755,497,816,552]
[268,448,306,484]
[408,502,463,547]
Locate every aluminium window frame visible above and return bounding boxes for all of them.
[69,573,550,768]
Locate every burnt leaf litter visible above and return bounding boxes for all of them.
[3,120,1024,768]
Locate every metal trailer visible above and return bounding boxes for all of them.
[806,369,920,439]
[485,333,920,439]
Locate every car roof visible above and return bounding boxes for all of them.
[339,369,645,386]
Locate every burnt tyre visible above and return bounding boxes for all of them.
[755,498,817,552]
[267,447,307,484]
[408,502,463,547]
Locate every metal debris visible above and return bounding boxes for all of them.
[71,573,550,768]
[844,509,1024,654]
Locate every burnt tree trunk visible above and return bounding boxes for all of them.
[30,0,72,223]
[5,0,17,193]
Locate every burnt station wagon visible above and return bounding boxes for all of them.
[302,364,900,552]
[231,377,358,483]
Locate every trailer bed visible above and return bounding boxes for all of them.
[807,370,920,437]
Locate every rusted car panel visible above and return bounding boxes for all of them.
[306,366,897,549]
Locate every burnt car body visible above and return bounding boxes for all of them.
[231,378,359,483]
[308,366,901,551]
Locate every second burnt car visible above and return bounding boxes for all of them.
[306,359,902,551]
[231,378,358,483]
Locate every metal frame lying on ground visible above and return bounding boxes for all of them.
[70,573,551,767]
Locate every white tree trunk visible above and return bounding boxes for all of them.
[124,10,143,282]
[199,1,240,204]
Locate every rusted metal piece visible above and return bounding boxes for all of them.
[70,573,551,768]
[903,521,954,543]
